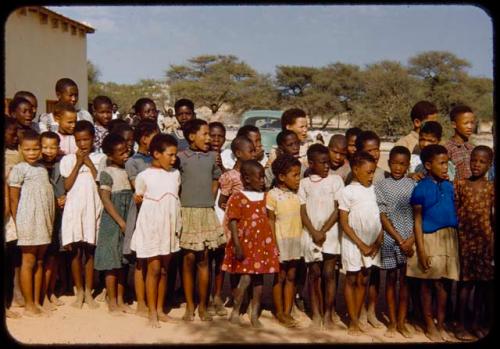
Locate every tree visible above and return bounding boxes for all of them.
[87,60,101,85]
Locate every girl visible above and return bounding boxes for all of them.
[266,154,303,327]
[178,119,225,322]
[60,120,104,309]
[123,120,159,317]
[265,130,301,189]
[171,98,196,151]
[109,121,135,157]
[298,144,344,329]
[94,134,133,314]
[454,146,494,340]
[53,102,78,155]
[222,160,280,327]
[92,96,113,152]
[131,98,158,128]
[338,151,383,336]
[9,130,55,316]
[374,146,416,338]
[9,97,39,139]
[131,134,181,327]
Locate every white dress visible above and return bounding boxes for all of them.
[298,174,344,262]
[131,168,181,258]
[60,153,104,246]
[337,182,382,272]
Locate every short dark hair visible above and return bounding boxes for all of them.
[350,151,376,168]
[8,97,32,114]
[20,129,40,143]
[450,105,473,122]
[236,125,260,138]
[472,145,493,162]
[108,119,129,134]
[102,133,126,156]
[276,129,297,147]
[53,102,77,117]
[74,120,95,137]
[134,120,159,143]
[328,134,347,149]
[271,153,301,182]
[149,133,178,155]
[110,122,133,139]
[307,143,329,162]
[355,130,380,151]
[230,135,253,154]
[419,121,443,140]
[410,101,438,122]
[55,78,78,93]
[182,119,208,143]
[240,159,263,180]
[420,144,448,164]
[389,145,411,161]
[281,108,306,130]
[40,131,61,145]
[14,91,37,103]
[134,98,156,113]
[345,127,362,140]
[92,95,113,110]
[174,98,194,114]
[209,121,226,134]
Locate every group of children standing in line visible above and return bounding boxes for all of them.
[4,79,494,342]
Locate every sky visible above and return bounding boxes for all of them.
[47,5,493,84]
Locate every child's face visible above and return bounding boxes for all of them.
[309,153,330,178]
[418,132,439,150]
[278,165,301,191]
[41,137,59,163]
[20,139,41,164]
[5,124,19,149]
[175,106,194,127]
[24,96,38,118]
[388,153,410,180]
[244,166,265,192]
[108,142,129,167]
[247,131,264,161]
[141,131,159,151]
[414,113,438,129]
[453,112,476,139]
[13,102,33,127]
[352,161,376,187]
[74,130,94,152]
[424,153,449,181]
[56,111,77,135]
[138,103,158,122]
[93,103,113,127]
[154,145,177,170]
[346,135,357,158]
[190,124,211,152]
[329,143,348,168]
[279,134,300,157]
[58,86,79,106]
[286,117,308,142]
[120,130,135,156]
[360,139,380,163]
[209,126,226,152]
[470,150,491,178]
[235,142,256,162]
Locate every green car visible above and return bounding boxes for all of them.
[240,109,283,154]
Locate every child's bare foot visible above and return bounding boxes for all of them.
[367,310,384,329]
[50,294,65,306]
[332,311,341,323]
[397,323,414,338]
[12,293,25,308]
[84,292,99,309]
[6,308,21,319]
[108,303,124,316]
[24,304,43,317]
[158,311,177,323]
[135,302,148,318]
[42,299,57,312]
[323,315,335,330]
[309,316,322,329]
[359,321,371,333]
[182,308,195,321]
[229,309,242,325]
[250,315,263,328]
[117,303,134,314]
[425,325,443,342]
[207,302,216,316]
[95,289,107,302]
[455,327,476,341]
[148,311,161,328]
[439,328,454,342]
[347,323,362,336]
[276,313,296,328]
[198,308,213,321]
[71,291,84,309]
[384,325,397,338]
[214,297,228,316]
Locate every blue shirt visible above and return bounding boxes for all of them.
[410,176,458,233]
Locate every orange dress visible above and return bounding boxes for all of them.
[221,191,280,274]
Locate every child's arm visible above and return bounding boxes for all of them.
[230,219,244,261]
[212,180,219,200]
[413,204,430,271]
[83,154,98,179]
[218,194,229,210]
[319,202,339,237]
[369,228,384,257]
[300,204,325,246]
[379,212,413,255]
[267,210,278,244]
[4,180,10,220]
[9,187,20,224]
[64,151,85,191]
[99,189,127,232]
[339,209,371,256]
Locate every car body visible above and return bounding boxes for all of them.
[240,109,283,154]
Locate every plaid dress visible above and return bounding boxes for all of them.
[445,138,474,180]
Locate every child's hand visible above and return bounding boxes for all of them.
[368,241,380,258]
[215,152,224,169]
[220,202,227,210]
[133,194,143,205]
[312,230,326,246]
[119,220,126,233]
[417,249,431,271]
[399,238,414,256]
[57,195,66,208]
[75,149,87,165]
[359,242,372,257]
[234,245,245,261]
[408,172,425,182]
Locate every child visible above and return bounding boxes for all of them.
[328,134,350,182]
[109,121,135,157]
[178,119,225,321]
[374,146,416,338]
[94,134,133,315]
[209,121,227,173]
[92,96,113,152]
[123,120,160,317]
[60,120,104,309]
[222,160,280,327]
[395,100,438,154]
[265,130,301,189]
[345,127,362,161]
[14,90,39,123]
[39,78,93,132]
[406,144,460,342]
[267,154,303,327]
[9,97,39,138]
[170,98,196,151]
[4,117,22,171]
[337,151,383,335]
[53,102,78,155]
[8,130,55,316]
[444,105,476,180]
[454,145,494,340]
[221,125,267,169]
[298,144,344,329]
[131,133,181,327]
[39,132,66,310]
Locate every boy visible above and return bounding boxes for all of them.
[221,125,267,170]
[345,127,362,161]
[169,98,196,151]
[444,105,476,180]
[53,102,78,155]
[328,134,350,182]
[265,130,301,189]
[92,96,113,152]
[395,101,438,154]
[14,91,39,123]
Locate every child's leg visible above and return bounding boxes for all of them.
[455,280,475,340]
[196,248,212,321]
[20,246,41,315]
[70,243,84,308]
[213,246,227,316]
[117,267,133,313]
[250,275,264,328]
[83,243,98,308]
[134,258,148,316]
[157,254,173,321]
[272,268,289,325]
[384,268,398,337]
[182,249,196,320]
[396,264,412,337]
[323,255,340,326]
[33,245,48,311]
[105,269,119,313]
[421,279,441,341]
[294,258,307,312]
[229,274,250,324]
[435,279,452,341]
[345,271,361,335]
[366,266,383,328]
[283,260,297,317]
[48,253,63,305]
[308,261,322,328]
[355,269,370,329]
[42,252,57,310]
[472,281,489,337]
[146,256,161,327]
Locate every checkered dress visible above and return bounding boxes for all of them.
[374,177,416,269]
[445,138,474,180]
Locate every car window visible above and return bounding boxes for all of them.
[244,116,280,129]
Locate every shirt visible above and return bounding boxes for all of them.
[395,130,419,154]
[444,138,474,180]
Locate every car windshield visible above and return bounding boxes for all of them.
[243,116,281,129]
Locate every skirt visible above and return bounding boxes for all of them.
[179,207,225,251]
[406,227,460,281]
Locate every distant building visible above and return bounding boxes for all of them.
[5,6,95,115]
